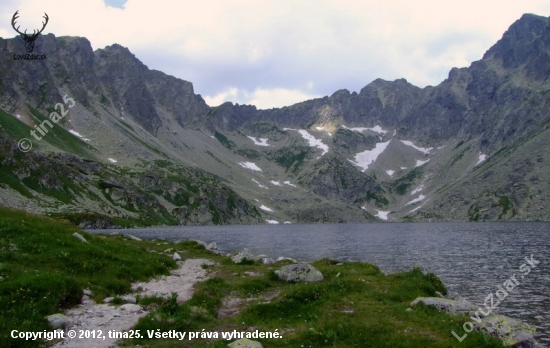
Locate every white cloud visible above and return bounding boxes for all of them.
[204,86,320,109]
[2,0,549,108]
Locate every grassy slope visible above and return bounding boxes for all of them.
[0,206,504,348]
[0,206,175,348]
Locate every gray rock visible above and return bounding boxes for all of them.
[227,338,263,348]
[103,297,114,303]
[124,234,142,241]
[410,297,476,315]
[405,308,413,312]
[121,295,136,304]
[173,252,182,261]
[72,232,88,243]
[231,248,254,264]
[206,242,218,250]
[262,258,274,264]
[164,248,174,253]
[83,289,92,296]
[275,263,323,282]
[46,313,69,329]
[476,315,536,347]
[192,239,207,247]
[120,304,142,312]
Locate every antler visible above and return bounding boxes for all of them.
[36,13,49,35]
[11,11,24,35]
[11,11,49,37]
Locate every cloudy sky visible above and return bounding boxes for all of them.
[1,0,549,109]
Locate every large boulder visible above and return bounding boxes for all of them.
[410,297,476,315]
[227,338,263,348]
[275,263,323,282]
[477,315,536,347]
[411,297,542,347]
[231,248,254,264]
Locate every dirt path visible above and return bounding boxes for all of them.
[54,258,213,348]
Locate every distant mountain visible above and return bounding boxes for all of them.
[0,13,548,226]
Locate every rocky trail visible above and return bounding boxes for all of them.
[54,258,214,348]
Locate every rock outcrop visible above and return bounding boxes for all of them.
[275,263,324,282]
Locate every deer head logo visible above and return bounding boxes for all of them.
[11,11,49,53]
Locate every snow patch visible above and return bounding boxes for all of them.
[285,129,329,157]
[247,136,270,147]
[15,114,21,119]
[400,167,408,170]
[283,221,292,224]
[386,170,395,177]
[410,185,424,195]
[409,205,423,213]
[259,205,274,212]
[374,210,390,221]
[266,220,279,224]
[252,178,268,189]
[406,194,425,205]
[239,162,262,171]
[69,130,90,141]
[349,140,391,171]
[415,159,430,167]
[400,140,432,154]
[476,153,488,166]
[107,158,117,163]
[342,125,387,134]
[270,181,282,186]
[283,181,297,187]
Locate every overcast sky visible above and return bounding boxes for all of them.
[1,0,549,109]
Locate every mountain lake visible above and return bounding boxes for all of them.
[90,222,550,344]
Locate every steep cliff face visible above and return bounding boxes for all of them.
[0,14,548,225]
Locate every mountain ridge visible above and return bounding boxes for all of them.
[0,13,548,225]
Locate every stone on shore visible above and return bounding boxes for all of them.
[275,263,323,282]
[46,313,70,329]
[411,297,542,347]
[262,257,275,264]
[72,232,87,243]
[173,252,182,261]
[231,248,254,264]
[410,297,475,315]
[477,315,536,347]
[228,338,263,348]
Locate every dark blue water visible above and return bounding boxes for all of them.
[90,222,550,344]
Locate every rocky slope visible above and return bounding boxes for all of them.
[0,13,548,225]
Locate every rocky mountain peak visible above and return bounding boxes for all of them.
[482,14,550,76]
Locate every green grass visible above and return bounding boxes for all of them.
[0,207,505,348]
[0,108,38,148]
[0,206,176,347]
[214,131,235,150]
[391,168,422,195]
[26,106,96,158]
[129,258,505,348]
